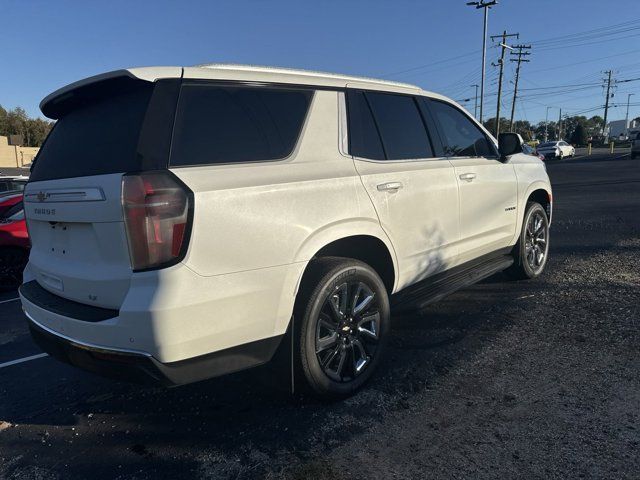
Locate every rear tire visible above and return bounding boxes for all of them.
[506,202,549,280]
[294,257,390,399]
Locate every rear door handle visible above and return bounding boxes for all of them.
[377,182,403,192]
[459,173,477,182]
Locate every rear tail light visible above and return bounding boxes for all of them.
[122,171,192,271]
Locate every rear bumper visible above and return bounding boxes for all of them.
[26,310,283,386]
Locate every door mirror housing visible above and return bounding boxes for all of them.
[498,132,524,161]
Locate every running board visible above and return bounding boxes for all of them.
[391,253,514,313]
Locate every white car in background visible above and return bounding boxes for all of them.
[536,140,575,161]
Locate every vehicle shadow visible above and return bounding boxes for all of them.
[1,226,545,478]
[1,276,542,479]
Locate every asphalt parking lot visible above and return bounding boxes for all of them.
[1,149,639,479]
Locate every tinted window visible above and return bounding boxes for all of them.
[31,80,155,182]
[170,85,312,166]
[428,100,496,157]
[0,201,23,220]
[346,91,385,160]
[366,92,433,160]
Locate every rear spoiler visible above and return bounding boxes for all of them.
[40,67,182,119]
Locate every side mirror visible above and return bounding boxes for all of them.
[498,132,524,161]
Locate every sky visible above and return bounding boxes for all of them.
[1,0,639,125]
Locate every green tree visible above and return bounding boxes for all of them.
[0,105,52,146]
[482,117,510,137]
[533,121,557,141]
[0,105,7,136]
[570,123,588,146]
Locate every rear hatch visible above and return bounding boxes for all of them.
[25,74,180,309]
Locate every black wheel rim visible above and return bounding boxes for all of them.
[524,210,548,273]
[315,280,380,382]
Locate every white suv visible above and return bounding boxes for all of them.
[20,65,552,398]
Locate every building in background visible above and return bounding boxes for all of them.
[0,136,39,168]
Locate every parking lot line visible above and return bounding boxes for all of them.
[0,297,20,305]
[0,353,48,369]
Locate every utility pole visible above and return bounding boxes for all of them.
[625,93,634,137]
[602,70,613,139]
[508,44,531,132]
[558,108,562,140]
[471,84,480,119]
[544,106,554,142]
[467,1,498,124]
[491,30,518,138]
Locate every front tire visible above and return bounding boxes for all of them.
[506,202,550,280]
[295,257,390,399]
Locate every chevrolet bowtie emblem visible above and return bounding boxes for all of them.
[36,191,47,202]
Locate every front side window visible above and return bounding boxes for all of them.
[428,100,497,158]
[170,84,313,166]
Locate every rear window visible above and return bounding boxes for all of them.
[0,180,26,193]
[170,84,313,166]
[0,200,23,220]
[346,91,386,160]
[31,79,155,182]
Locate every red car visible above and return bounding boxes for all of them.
[0,193,29,288]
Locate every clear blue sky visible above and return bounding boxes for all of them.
[2,0,639,125]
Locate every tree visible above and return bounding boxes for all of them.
[570,123,588,146]
[0,104,53,146]
[482,117,510,137]
[533,121,557,141]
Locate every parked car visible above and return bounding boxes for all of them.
[536,140,575,160]
[632,132,640,159]
[20,65,552,398]
[0,193,29,288]
[0,175,28,196]
[522,143,545,161]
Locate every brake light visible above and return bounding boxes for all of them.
[122,171,192,271]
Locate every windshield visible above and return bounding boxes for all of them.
[538,142,557,148]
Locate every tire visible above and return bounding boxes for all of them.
[558,151,564,160]
[0,247,28,290]
[506,202,550,280]
[294,257,390,399]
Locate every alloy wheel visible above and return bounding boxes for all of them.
[524,210,548,273]
[315,281,380,382]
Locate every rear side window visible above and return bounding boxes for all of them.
[170,85,313,166]
[346,91,386,160]
[365,92,433,160]
[30,79,155,182]
[428,100,496,158]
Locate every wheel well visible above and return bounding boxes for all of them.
[309,235,395,292]
[528,189,551,219]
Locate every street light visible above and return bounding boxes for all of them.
[467,0,498,124]
[471,84,479,119]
